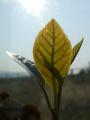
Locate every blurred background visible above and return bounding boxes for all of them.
[0,0,90,120]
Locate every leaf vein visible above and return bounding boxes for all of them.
[54,45,69,64]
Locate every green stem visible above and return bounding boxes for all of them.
[39,82,52,113]
[52,110,59,120]
[58,85,62,112]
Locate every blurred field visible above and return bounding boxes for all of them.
[0,69,90,120]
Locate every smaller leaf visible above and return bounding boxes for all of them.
[6,51,44,83]
[71,38,83,64]
[6,51,53,111]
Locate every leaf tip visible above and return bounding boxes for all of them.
[6,51,12,58]
[6,51,17,61]
[81,37,84,42]
[50,18,58,24]
[80,37,84,47]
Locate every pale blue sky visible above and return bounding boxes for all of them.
[0,0,90,72]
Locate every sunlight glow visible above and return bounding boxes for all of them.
[18,0,46,16]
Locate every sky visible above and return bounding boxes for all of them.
[0,0,90,73]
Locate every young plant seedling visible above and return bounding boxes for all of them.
[7,19,83,120]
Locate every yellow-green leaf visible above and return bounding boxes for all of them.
[71,38,83,64]
[33,19,72,88]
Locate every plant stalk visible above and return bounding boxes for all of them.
[52,110,59,120]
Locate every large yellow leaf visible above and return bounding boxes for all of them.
[71,38,83,64]
[33,19,72,88]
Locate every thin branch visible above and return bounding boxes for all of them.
[57,84,62,115]
[39,82,53,113]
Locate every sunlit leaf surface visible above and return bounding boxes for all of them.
[33,19,72,87]
[71,38,83,64]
